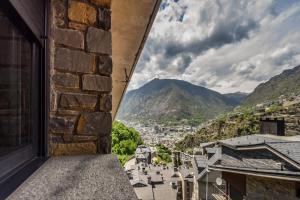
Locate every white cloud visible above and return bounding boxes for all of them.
[128,0,300,94]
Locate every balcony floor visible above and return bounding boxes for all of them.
[7,154,137,200]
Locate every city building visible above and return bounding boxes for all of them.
[0,0,160,199]
[192,134,300,200]
[136,145,152,164]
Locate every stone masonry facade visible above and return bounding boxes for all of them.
[246,175,299,200]
[49,0,112,155]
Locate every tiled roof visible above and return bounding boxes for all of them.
[204,134,300,178]
[219,134,284,147]
[194,155,207,168]
[268,142,300,165]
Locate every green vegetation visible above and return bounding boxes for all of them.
[243,65,300,106]
[112,121,143,165]
[265,104,284,114]
[175,107,260,152]
[153,144,172,164]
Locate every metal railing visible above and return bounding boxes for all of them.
[211,184,232,200]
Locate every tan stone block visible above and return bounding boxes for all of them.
[98,55,112,76]
[52,72,80,89]
[69,21,87,31]
[54,47,94,73]
[98,134,111,154]
[51,142,97,156]
[82,74,111,92]
[68,1,96,25]
[54,28,84,49]
[86,27,112,55]
[77,112,111,136]
[59,93,98,110]
[90,0,111,8]
[72,135,98,142]
[100,94,112,111]
[49,116,76,134]
[52,0,66,27]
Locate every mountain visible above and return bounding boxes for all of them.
[117,79,239,125]
[243,65,300,106]
[224,92,248,105]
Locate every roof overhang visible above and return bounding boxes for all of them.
[111,0,161,119]
[209,166,300,182]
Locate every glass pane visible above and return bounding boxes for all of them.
[0,10,33,156]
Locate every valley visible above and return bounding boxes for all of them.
[117,65,300,149]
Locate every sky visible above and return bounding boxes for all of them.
[127,0,300,94]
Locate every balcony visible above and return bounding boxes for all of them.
[211,184,231,200]
[7,155,137,200]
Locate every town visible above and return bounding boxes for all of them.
[122,121,199,149]
[126,117,300,200]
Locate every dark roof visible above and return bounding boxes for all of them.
[204,134,300,179]
[268,142,300,165]
[194,155,207,168]
[219,147,297,171]
[179,168,193,179]
[219,134,284,147]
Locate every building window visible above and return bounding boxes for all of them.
[0,1,45,188]
[296,182,300,198]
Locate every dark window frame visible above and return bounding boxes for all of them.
[0,0,48,198]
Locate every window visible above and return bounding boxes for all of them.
[296,182,300,198]
[0,1,46,196]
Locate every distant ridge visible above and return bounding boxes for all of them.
[243,65,300,106]
[117,78,241,125]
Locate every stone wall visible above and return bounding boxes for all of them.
[246,175,298,200]
[49,0,112,155]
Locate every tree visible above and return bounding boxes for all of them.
[112,121,143,165]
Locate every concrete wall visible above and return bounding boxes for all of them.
[246,175,299,200]
[49,0,112,155]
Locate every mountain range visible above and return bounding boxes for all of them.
[243,65,300,106]
[117,65,300,125]
[117,79,246,125]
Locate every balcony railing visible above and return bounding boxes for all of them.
[211,183,232,200]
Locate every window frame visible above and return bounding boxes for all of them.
[0,0,48,198]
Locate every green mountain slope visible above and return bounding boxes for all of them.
[243,65,300,106]
[224,92,248,105]
[117,79,239,126]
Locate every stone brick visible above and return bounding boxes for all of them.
[50,133,64,143]
[54,28,84,49]
[59,93,98,110]
[100,94,112,112]
[86,27,111,55]
[72,135,98,143]
[98,7,111,30]
[68,1,96,25]
[90,0,111,8]
[52,0,66,27]
[51,142,97,156]
[54,48,94,73]
[98,55,112,76]
[49,116,76,134]
[69,21,87,31]
[77,112,112,136]
[246,175,298,200]
[52,72,79,89]
[98,134,111,154]
[82,74,111,92]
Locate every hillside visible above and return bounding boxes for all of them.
[175,95,300,152]
[224,92,248,105]
[117,79,239,126]
[243,65,300,106]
